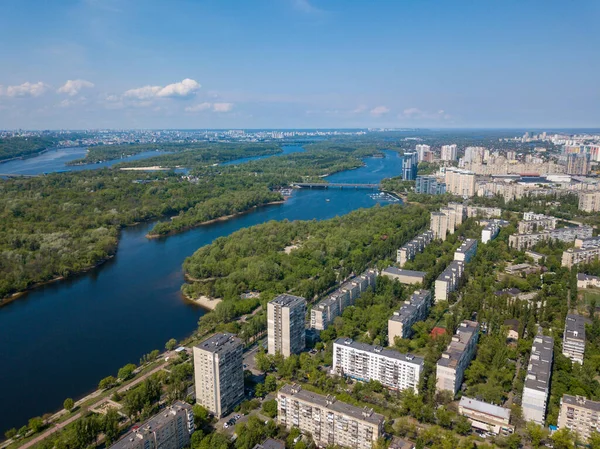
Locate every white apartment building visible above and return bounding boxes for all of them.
[397,231,434,267]
[388,290,431,342]
[518,214,558,234]
[332,338,424,393]
[430,203,466,241]
[434,261,464,302]
[436,320,480,395]
[268,294,306,357]
[278,384,384,449]
[416,144,431,162]
[193,333,245,417]
[465,206,502,218]
[522,335,554,425]
[454,239,478,263]
[441,144,458,161]
[579,191,600,212]
[310,269,377,330]
[445,168,476,197]
[109,401,194,449]
[509,226,593,251]
[458,397,513,436]
[562,237,600,268]
[481,219,509,244]
[558,395,600,443]
[563,314,586,365]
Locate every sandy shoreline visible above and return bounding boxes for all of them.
[119,166,169,171]
[187,295,222,310]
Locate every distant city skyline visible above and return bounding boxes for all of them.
[0,0,599,129]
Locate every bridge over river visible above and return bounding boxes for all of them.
[292,182,381,190]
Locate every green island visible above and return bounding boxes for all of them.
[0,137,58,162]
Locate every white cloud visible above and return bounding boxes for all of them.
[1,82,48,98]
[212,102,233,112]
[351,105,368,113]
[58,79,95,96]
[400,108,452,120]
[58,96,88,108]
[124,78,201,100]
[292,0,323,14]
[185,102,212,113]
[370,105,390,117]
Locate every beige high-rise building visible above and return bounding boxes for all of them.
[558,395,600,443]
[193,333,244,417]
[436,320,479,395]
[268,294,306,357]
[579,191,600,212]
[278,384,384,449]
[445,168,476,197]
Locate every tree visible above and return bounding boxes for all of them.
[504,433,522,449]
[262,399,278,418]
[589,431,600,449]
[99,375,117,390]
[255,350,271,372]
[165,338,178,351]
[264,374,277,392]
[193,404,210,428]
[454,416,472,435]
[103,408,120,445]
[117,363,136,380]
[28,417,44,434]
[4,428,17,439]
[551,428,575,449]
[525,421,547,449]
[255,383,267,398]
[73,416,101,449]
[63,398,74,412]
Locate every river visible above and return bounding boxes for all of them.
[0,148,404,433]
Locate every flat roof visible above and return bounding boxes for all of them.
[437,320,479,368]
[279,384,384,425]
[253,439,286,449]
[455,239,477,254]
[525,335,554,393]
[382,267,426,278]
[437,260,464,280]
[578,273,600,281]
[563,394,600,412]
[334,338,424,367]
[269,293,305,308]
[195,332,241,354]
[564,314,586,342]
[459,396,511,420]
[390,290,430,323]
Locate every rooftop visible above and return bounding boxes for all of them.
[525,335,554,393]
[390,290,431,323]
[269,293,306,308]
[578,273,600,281]
[195,332,241,354]
[279,384,385,425]
[564,314,586,342]
[334,338,424,367]
[459,396,511,421]
[437,260,464,280]
[252,439,286,449]
[455,239,478,254]
[437,320,479,368]
[562,395,600,412]
[382,267,427,278]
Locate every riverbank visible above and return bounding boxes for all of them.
[145,200,286,239]
[186,295,222,310]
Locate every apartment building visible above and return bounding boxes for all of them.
[509,226,593,251]
[311,270,377,330]
[522,335,554,425]
[465,206,502,218]
[381,267,426,285]
[397,231,434,267]
[445,168,476,197]
[482,221,500,244]
[415,176,446,195]
[557,395,600,443]
[416,144,431,162]
[518,214,558,234]
[193,333,244,417]
[332,338,423,393]
[563,237,600,268]
[579,191,600,212]
[434,261,464,302]
[268,294,306,357]
[402,152,418,181]
[277,384,384,449]
[458,397,513,436]
[567,153,591,175]
[436,320,480,395]
[110,401,194,449]
[577,273,600,289]
[388,290,431,342]
[430,203,466,241]
[563,314,586,365]
[454,239,478,263]
[441,144,458,161]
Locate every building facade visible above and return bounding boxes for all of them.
[388,290,431,342]
[402,152,418,181]
[434,261,465,302]
[436,320,480,395]
[445,168,476,197]
[579,191,600,212]
[567,153,591,175]
[522,335,554,425]
[332,338,423,393]
[310,270,377,330]
[458,397,513,436]
[415,176,446,195]
[277,384,384,449]
[109,401,194,449]
[563,314,586,365]
[509,226,593,251]
[397,231,434,267]
[441,144,458,161]
[557,395,600,443]
[577,273,600,289]
[193,333,245,417]
[268,294,306,357]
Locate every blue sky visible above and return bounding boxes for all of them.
[0,0,599,129]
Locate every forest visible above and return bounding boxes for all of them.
[0,136,58,161]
